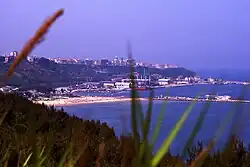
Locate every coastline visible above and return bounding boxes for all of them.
[33,96,147,106]
[33,83,249,107]
[33,94,250,107]
[71,83,203,93]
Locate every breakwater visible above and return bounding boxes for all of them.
[153,96,250,103]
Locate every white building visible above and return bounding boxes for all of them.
[215,95,231,101]
[193,76,201,82]
[114,82,130,90]
[158,78,170,86]
[103,82,115,88]
[208,77,215,82]
[184,77,192,81]
[176,81,189,84]
[27,56,35,62]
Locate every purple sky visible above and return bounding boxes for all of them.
[0,1,250,70]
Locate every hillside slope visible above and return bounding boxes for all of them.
[0,92,183,166]
[0,57,196,89]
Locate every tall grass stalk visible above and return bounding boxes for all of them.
[149,89,169,151]
[151,95,199,167]
[190,86,250,167]
[0,8,66,167]
[181,89,217,159]
[127,41,199,167]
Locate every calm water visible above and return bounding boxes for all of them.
[60,71,250,154]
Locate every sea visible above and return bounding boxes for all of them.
[59,69,250,155]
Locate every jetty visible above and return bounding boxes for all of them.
[153,96,250,103]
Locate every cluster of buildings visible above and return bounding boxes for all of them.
[58,57,178,69]
[0,51,41,64]
[48,56,178,69]
[157,76,202,86]
[205,94,231,101]
[0,74,247,103]
[72,75,211,91]
[0,51,178,69]
[0,85,77,101]
[0,51,18,63]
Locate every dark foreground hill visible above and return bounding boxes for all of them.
[0,57,195,89]
[0,92,249,166]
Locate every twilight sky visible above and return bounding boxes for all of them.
[0,0,250,70]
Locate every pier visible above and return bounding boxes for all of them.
[153,96,250,103]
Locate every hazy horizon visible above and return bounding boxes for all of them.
[1,0,250,70]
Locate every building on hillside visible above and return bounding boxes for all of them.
[27,56,36,62]
[84,59,93,66]
[93,60,101,65]
[126,58,136,66]
[154,64,165,69]
[9,51,18,57]
[101,58,109,66]
[119,57,126,66]
[112,56,119,66]
[6,56,15,63]
[165,64,178,68]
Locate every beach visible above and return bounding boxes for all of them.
[33,96,147,106]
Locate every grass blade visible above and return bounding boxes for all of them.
[129,64,140,154]
[0,109,8,127]
[58,142,73,167]
[22,153,33,167]
[190,88,242,167]
[127,41,143,155]
[228,85,249,137]
[149,88,170,151]
[151,95,199,167]
[181,89,217,158]
[189,139,215,167]
[138,89,154,164]
[190,106,235,167]
[181,101,212,159]
[135,92,145,132]
[143,89,154,141]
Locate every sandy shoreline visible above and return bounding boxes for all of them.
[33,96,147,106]
[33,84,205,106]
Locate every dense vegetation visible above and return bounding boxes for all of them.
[0,56,195,89]
[0,92,250,166]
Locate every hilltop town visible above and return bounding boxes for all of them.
[0,51,195,89]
